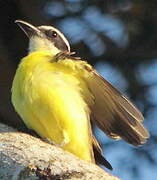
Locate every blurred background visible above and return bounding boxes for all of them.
[0,0,157,179]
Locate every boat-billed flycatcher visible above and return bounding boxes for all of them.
[12,20,149,170]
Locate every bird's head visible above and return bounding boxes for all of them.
[15,20,70,55]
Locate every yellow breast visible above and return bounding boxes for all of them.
[11,51,94,163]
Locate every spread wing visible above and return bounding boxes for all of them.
[82,68,149,146]
[55,52,149,146]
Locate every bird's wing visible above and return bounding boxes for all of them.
[55,52,149,146]
[81,65,149,146]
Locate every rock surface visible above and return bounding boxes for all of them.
[0,123,120,180]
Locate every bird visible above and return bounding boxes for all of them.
[11,20,149,170]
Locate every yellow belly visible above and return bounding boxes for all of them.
[11,51,93,162]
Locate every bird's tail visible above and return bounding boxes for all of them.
[92,136,113,170]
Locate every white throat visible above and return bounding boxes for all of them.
[29,36,61,55]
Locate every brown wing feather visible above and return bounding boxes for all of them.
[82,70,149,146]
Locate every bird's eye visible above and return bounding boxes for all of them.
[46,30,57,38]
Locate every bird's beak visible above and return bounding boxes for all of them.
[15,20,40,38]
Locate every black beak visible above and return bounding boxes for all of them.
[15,20,40,38]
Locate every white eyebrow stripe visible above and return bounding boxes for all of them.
[38,26,70,52]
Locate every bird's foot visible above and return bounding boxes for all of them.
[42,138,68,148]
[52,51,80,62]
